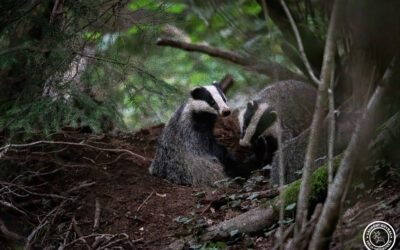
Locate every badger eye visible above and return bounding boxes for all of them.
[209,99,216,107]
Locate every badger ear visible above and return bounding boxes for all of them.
[247,101,259,111]
[190,87,203,100]
[212,81,221,88]
[246,101,254,110]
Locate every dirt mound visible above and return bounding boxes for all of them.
[0,116,250,249]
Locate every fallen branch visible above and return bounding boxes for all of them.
[0,140,148,162]
[202,188,280,209]
[201,206,275,241]
[156,37,305,81]
[0,217,25,243]
[169,163,334,248]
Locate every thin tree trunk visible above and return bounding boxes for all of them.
[328,67,336,189]
[295,0,342,234]
[277,117,285,250]
[308,58,396,250]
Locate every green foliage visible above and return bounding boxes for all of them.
[281,157,341,209]
[0,0,299,135]
[0,92,123,137]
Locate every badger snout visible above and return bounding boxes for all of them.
[221,109,231,117]
[239,139,251,147]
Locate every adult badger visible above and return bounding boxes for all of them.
[150,83,247,187]
[238,80,317,168]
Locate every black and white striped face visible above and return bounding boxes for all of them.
[188,83,231,117]
[238,101,277,147]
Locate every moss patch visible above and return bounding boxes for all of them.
[281,157,342,208]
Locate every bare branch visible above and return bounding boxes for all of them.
[156,37,305,81]
[280,0,321,85]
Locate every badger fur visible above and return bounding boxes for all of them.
[270,112,358,184]
[149,83,240,187]
[238,80,317,167]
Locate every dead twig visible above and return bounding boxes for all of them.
[0,200,27,215]
[24,220,48,250]
[58,216,74,250]
[66,181,96,194]
[137,191,154,212]
[93,198,101,232]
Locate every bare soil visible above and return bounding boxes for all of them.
[1,115,399,249]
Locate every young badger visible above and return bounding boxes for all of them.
[150,83,247,187]
[238,80,317,168]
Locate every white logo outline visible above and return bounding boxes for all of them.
[363,221,396,250]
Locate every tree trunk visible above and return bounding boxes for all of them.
[308,58,396,250]
[295,0,342,233]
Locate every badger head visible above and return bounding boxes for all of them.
[188,83,231,117]
[238,101,277,147]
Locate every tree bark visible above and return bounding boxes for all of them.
[295,0,342,234]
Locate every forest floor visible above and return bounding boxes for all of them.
[1,116,399,249]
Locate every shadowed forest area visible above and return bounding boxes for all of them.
[1,0,400,249]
